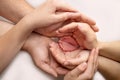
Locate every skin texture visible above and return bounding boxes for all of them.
[0,0,98,77]
[64,48,99,80]
[99,41,120,62]
[0,21,69,77]
[0,0,34,23]
[58,22,98,50]
[98,56,120,80]
[59,22,120,62]
[50,43,99,80]
[0,17,33,73]
[0,0,91,74]
[35,12,98,37]
[0,0,120,80]
[23,33,70,77]
[0,20,90,76]
[54,22,120,80]
[1,21,120,80]
[50,42,90,69]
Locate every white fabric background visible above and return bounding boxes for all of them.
[1,0,120,80]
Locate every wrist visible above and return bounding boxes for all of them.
[21,15,35,31]
[97,41,105,54]
[22,33,36,51]
[97,41,103,49]
[23,13,39,30]
[12,17,34,44]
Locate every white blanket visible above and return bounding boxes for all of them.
[1,0,120,80]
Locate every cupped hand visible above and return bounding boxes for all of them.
[25,0,78,29]
[23,33,69,77]
[34,13,98,37]
[58,22,99,50]
[49,42,90,69]
[64,48,99,80]
[25,0,98,37]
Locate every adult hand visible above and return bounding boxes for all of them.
[49,42,90,69]
[25,0,77,29]
[58,22,99,49]
[64,48,99,80]
[34,12,98,37]
[23,33,69,77]
[25,0,98,37]
[35,21,72,37]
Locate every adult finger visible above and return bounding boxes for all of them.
[79,48,98,80]
[56,67,69,75]
[54,12,78,23]
[58,22,96,34]
[58,22,78,33]
[93,48,99,72]
[55,0,78,12]
[87,48,99,77]
[86,48,96,73]
[56,31,73,37]
[37,60,58,77]
[73,13,99,32]
[55,12,99,33]
[58,13,99,32]
[64,62,87,80]
[64,50,90,66]
[50,54,69,75]
[30,45,57,77]
[49,42,66,65]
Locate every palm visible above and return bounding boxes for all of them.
[23,33,69,76]
[50,42,90,69]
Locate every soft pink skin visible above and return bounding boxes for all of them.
[58,36,80,52]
